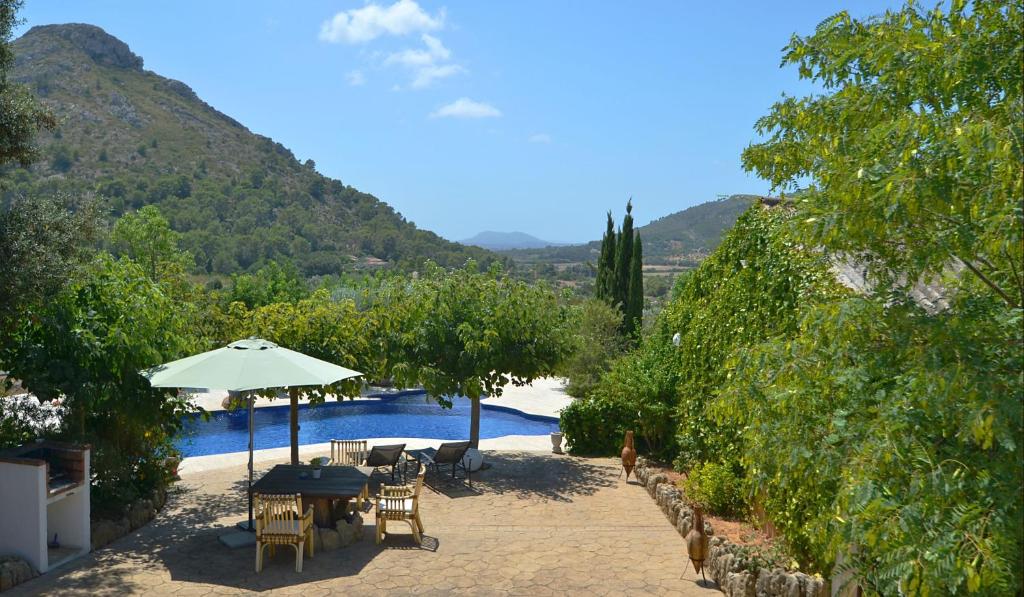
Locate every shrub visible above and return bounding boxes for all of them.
[559,395,636,455]
[682,461,746,518]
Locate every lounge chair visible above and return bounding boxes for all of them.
[375,467,426,545]
[254,493,314,573]
[366,443,406,483]
[405,441,472,487]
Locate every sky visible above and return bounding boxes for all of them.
[17,0,904,244]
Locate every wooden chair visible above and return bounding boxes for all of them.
[375,467,425,545]
[254,493,314,573]
[330,439,368,466]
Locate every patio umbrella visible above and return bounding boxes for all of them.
[143,337,363,531]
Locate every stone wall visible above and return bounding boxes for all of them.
[90,485,169,551]
[635,459,826,597]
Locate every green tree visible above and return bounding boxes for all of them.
[625,232,643,336]
[0,255,198,513]
[0,0,55,167]
[731,1,1023,592]
[111,205,191,280]
[560,298,625,397]
[613,200,634,309]
[388,262,574,447]
[227,260,310,308]
[741,0,1022,308]
[595,212,617,302]
[0,195,98,338]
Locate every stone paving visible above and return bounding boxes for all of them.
[9,453,721,596]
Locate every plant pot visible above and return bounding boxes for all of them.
[551,432,564,454]
[463,448,484,472]
[312,468,322,479]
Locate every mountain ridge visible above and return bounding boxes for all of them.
[460,230,566,250]
[5,23,497,276]
[501,194,757,264]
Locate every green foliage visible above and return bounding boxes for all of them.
[681,461,745,518]
[111,204,191,280]
[742,1,1023,309]
[386,261,574,446]
[560,298,624,398]
[561,336,681,457]
[559,394,637,455]
[594,212,616,302]
[727,2,1024,591]
[0,194,99,336]
[0,0,56,168]
[664,204,842,466]
[717,294,1023,592]
[0,255,199,514]
[226,260,310,308]
[614,200,634,313]
[626,232,643,334]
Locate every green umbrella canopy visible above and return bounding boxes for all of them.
[143,337,363,391]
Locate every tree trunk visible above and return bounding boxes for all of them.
[469,396,481,448]
[289,386,299,465]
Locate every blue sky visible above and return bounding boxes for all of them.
[17,0,903,243]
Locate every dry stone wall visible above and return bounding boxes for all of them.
[635,459,825,597]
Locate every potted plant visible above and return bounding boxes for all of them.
[310,456,328,479]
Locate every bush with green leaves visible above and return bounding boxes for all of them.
[560,298,625,398]
[681,461,746,519]
[0,254,199,515]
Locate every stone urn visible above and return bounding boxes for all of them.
[463,447,484,472]
[686,505,709,581]
[620,430,637,480]
[550,431,564,454]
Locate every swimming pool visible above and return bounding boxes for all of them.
[173,394,560,457]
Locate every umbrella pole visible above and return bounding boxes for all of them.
[246,391,255,531]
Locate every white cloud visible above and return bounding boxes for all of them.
[411,64,464,88]
[320,0,444,44]
[347,70,366,86]
[386,33,450,66]
[529,133,552,144]
[431,98,502,119]
[385,33,464,89]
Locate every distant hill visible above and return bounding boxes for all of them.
[503,195,757,264]
[461,231,565,250]
[4,24,497,276]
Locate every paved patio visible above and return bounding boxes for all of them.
[10,453,720,596]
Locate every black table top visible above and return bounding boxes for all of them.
[249,464,373,499]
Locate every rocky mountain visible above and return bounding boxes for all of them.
[460,231,565,250]
[4,24,497,276]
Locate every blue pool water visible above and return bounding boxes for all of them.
[174,394,560,457]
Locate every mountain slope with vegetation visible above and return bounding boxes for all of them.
[502,194,755,265]
[3,23,497,276]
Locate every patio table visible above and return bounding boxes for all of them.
[249,464,373,528]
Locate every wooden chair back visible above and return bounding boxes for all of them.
[255,493,302,537]
[378,468,425,521]
[330,439,368,466]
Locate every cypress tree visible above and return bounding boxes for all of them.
[625,232,643,336]
[595,211,616,302]
[614,200,634,309]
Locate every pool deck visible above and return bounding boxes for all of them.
[179,378,574,476]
